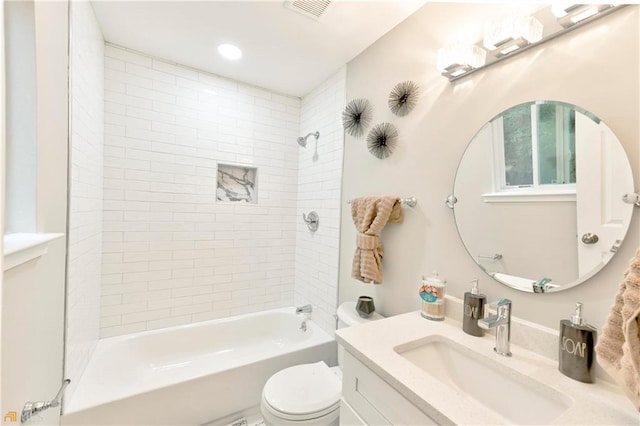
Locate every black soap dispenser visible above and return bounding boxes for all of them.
[559,302,597,383]
[463,279,486,337]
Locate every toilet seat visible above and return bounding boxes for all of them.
[261,361,341,421]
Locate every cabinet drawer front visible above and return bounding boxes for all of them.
[340,398,367,426]
[342,352,436,426]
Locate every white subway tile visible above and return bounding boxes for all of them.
[153,59,198,81]
[100,322,146,338]
[101,281,148,295]
[124,251,172,263]
[126,106,175,124]
[106,68,153,88]
[126,127,176,144]
[98,46,325,337]
[105,91,153,109]
[147,278,193,291]
[105,45,152,66]
[146,315,192,331]
[127,85,176,104]
[105,56,125,71]
[100,294,122,306]
[100,301,148,317]
[123,270,171,283]
[122,289,171,304]
[148,296,192,310]
[122,309,171,325]
[171,302,212,317]
[126,62,175,84]
[171,285,213,298]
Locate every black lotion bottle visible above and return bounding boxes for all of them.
[463,279,486,337]
[559,302,597,383]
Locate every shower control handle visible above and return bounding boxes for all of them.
[21,379,70,423]
[302,211,319,232]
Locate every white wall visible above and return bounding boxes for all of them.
[0,0,5,414]
[4,0,36,233]
[100,45,301,337]
[65,1,104,407]
[2,1,69,423]
[294,67,346,335]
[339,4,639,330]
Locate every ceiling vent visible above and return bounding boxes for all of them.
[284,0,332,20]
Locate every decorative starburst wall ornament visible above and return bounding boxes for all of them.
[366,122,398,159]
[342,98,372,137]
[388,80,419,117]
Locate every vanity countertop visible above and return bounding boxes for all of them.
[335,311,638,425]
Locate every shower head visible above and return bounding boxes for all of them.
[297,131,319,147]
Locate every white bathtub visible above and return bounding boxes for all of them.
[62,307,336,425]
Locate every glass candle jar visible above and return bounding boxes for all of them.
[419,271,446,321]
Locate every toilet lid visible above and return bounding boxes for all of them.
[263,361,341,416]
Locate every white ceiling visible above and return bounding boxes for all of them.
[91,1,427,98]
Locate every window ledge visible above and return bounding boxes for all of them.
[4,233,64,271]
[482,189,576,203]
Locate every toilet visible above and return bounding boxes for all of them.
[260,302,384,425]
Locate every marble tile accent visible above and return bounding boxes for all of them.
[216,164,257,204]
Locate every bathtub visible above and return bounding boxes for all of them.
[62,307,336,425]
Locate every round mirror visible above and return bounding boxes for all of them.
[452,101,635,293]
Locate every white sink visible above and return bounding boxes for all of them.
[394,336,573,425]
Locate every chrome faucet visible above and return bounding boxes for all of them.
[478,298,512,357]
[296,304,312,314]
[532,277,552,293]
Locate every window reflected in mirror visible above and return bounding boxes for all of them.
[495,102,577,193]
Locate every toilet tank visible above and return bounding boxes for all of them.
[336,302,384,367]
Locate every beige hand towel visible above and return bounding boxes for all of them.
[351,196,403,284]
[595,248,640,411]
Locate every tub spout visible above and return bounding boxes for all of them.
[296,304,312,314]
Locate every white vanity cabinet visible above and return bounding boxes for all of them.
[340,351,437,426]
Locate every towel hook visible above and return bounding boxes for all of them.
[302,211,319,232]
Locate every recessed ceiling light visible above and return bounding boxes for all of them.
[217,43,242,60]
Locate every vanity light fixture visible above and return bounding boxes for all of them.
[439,4,626,82]
[217,43,242,60]
[483,14,543,58]
[552,4,614,28]
[437,42,487,79]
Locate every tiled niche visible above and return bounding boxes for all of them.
[216,164,258,204]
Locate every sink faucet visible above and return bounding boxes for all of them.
[532,277,552,293]
[296,304,312,314]
[478,298,512,357]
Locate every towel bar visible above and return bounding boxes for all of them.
[347,196,417,208]
[478,254,503,261]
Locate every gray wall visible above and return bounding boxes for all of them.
[339,3,639,330]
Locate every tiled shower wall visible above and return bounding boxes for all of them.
[294,68,346,335]
[66,1,104,405]
[100,45,301,337]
